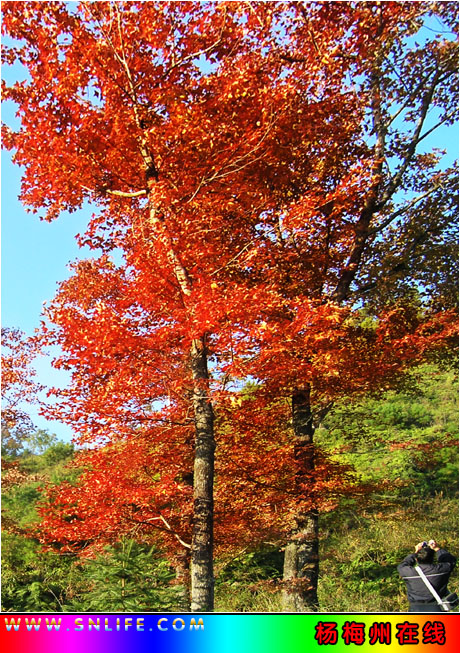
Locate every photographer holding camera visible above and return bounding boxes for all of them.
[398,539,457,612]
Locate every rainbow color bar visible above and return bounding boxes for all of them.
[1,613,459,653]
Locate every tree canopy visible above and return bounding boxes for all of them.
[2,0,457,612]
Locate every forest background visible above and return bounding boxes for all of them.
[1,1,459,613]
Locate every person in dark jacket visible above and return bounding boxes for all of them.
[398,539,456,612]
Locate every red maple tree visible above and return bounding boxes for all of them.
[3,1,457,611]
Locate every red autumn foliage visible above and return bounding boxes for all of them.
[3,1,457,608]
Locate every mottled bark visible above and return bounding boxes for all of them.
[147,183,215,612]
[282,386,319,611]
[190,337,215,612]
[282,52,388,613]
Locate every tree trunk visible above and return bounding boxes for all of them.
[282,385,319,611]
[190,336,215,612]
[146,192,216,611]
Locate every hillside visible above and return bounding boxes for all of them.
[1,365,458,612]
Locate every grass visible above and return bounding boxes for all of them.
[318,492,458,613]
[214,492,458,613]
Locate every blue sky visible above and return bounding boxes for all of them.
[1,43,94,441]
[1,90,96,440]
[1,146,93,441]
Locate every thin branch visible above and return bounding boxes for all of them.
[313,401,334,428]
[330,61,386,304]
[105,188,148,198]
[87,3,158,178]
[185,114,277,205]
[45,586,64,611]
[223,451,296,495]
[417,110,457,144]
[137,515,191,549]
[244,2,265,29]
[385,71,435,128]
[161,25,227,80]
[278,52,308,65]
[367,182,442,236]
[354,221,445,297]
[81,184,147,198]
[330,60,444,305]
[298,2,321,55]
[210,241,253,276]
[378,69,441,208]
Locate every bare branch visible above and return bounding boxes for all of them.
[140,515,191,549]
[87,2,158,179]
